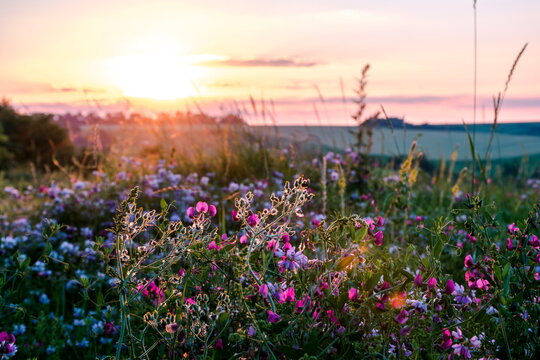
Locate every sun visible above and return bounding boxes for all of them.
[108,55,200,100]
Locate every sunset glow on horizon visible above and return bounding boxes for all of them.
[1,0,539,124]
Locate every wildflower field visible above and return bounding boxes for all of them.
[1,105,539,360]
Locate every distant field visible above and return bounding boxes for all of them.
[255,126,540,160]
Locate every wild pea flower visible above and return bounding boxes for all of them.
[394,309,410,325]
[454,284,472,305]
[247,326,256,337]
[464,255,474,268]
[137,280,165,305]
[470,335,481,348]
[445,279,455,294]
[506,238,515,250]
[348,287,359,301]
[186,207,196,219]
[452,327,463,340]
[247,214,260,227]
[441,328,453,350]
[275,246,308,272]
[0,332,17,359]
[427,277,438,289]
[373,231,383,246]
[529,235,540,248]
[267,310,281,323]
[452,344,472,358]
[278,287,295,303]
[508,223,520,234]
[207,241,220,250]
[414,273,423,287]
[231,210,240,222]
[259,284,269,298]
[196,201,209,213]
[466,233,477,243]
[208,205,217,217]
[215,339,224,350]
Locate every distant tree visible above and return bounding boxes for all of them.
[0,100,74,170]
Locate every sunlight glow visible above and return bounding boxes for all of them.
[108,55,202,100]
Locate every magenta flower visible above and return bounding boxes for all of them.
[394,309,410,325]
[259,284,269,298]
[103,322,117,335]
[441,328,453,350]
[445,279,455,294]
[239,235,248,244]
[208,204,217,217]
[508,223,520,234]
[348,287,359,301]
[231,210,240,221]
[414,273,423,287]
[506,238,515,250]
[267,310,281,323]
[215,338,224,350]
[186,207,196,218]
[278,287,295,303]
[196,201,209,213]
[247,214,260,227]
[427,277,438,289]
[464,255,474,268]
[529,235,540,248]
[207,241,220,250]
[373,231,384,246]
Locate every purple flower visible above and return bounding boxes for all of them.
[267,310,281,323]
[394,309,410,325]
[373,231,383,246]
[215,338,224,350]
[208,205,217,217]
[414,273,423,287]
[529,235,540,248]
[278,287,295,303]
[445,279,455,294]
[507,223,519,234]
[464,255,474,268]
[247,214,260,227]
[275,246,308,272]
[452,344,471,358]
[506,237,515,250]
[259,284,269,298]
[231,210,240,222]
[247,326,256,337]
[186,207,196,218]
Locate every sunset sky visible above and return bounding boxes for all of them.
[1,0,539,124]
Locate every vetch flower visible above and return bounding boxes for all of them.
[208,205,217,217]
[464,255,474,268]
[267,310,281,323]
[394,309,410,325]
[196,201,209,213]
[247,214,260,227]
[348,287,359,301]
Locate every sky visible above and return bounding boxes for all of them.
[1,0,539,125]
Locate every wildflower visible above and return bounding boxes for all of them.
[247,214,260,227]
[231,210,240,221]
[267,310,281,323]
[529,235,540,248]
[207,241,220,250]
[348,287,359,301]
[394,309,410,325]
[239,235,248,244]
[247,326,256,337]
[427,277,438,289]
[259,284,269,298]
[103,322,116,335]
[165,323,179,334]
[208,205,217,217]
[452,344,471,358]
[441,328,453,350]
[506,238,515,250]
[445,279,455,295]
[414,273,423,287]
[186,207,196,219]
[464,255,474,268]
[452,327,463,340]
[470,335,481,348]
[507,223,519,234]
[373,231,383,246]
[196,201,209,213]
[278,287,295,303]
[275,246,308,272]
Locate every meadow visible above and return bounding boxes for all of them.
[1,99,539,360]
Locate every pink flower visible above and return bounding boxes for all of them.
[207,241,220,250]
[507,223,519,234]
[464,255,474,268]
[529,235,540,248]
[259,284,269,298]
[231,210,240,221]
[208,205,217,217]
[278,287,295,303]
[394,309,410,325]
[373,231,383,246]
[441,329,453,350]
[348,287,359,301]
[427,277,438,289]
[196,201,209,213]
[239,235,248,244]
[165,323,179,334]
[445,279,455,294]
[186,207,196,218]
[414,273,423,287]
[247,214,260,227]
[267,310,281,323]
[506,238,515,250]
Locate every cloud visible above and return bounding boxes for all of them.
[197,57,321,68]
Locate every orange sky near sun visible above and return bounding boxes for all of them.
[1,0,539,124]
